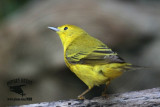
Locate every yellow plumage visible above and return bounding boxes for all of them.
[48,24,132,99]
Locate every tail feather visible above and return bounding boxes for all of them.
[127,64,150,71]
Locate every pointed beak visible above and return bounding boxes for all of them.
[48,26,59,32]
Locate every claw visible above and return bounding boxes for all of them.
[77,95,85,100]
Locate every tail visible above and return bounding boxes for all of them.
[126,64,150,71]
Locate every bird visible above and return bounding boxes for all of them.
[48,24,134,99]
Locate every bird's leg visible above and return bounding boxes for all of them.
[78,88,91,99]
[101,80,110,97]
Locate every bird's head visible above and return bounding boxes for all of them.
[48,24,87,47]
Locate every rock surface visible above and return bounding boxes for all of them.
[15,87,160,107]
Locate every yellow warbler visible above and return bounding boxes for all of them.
[48,24,133,99]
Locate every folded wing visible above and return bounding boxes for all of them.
[66,44,125,65]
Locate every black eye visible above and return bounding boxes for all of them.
[64,27,68,30]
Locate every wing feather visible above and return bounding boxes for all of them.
[66,44,125,64]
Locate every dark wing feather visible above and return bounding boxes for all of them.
[66,44,125,65]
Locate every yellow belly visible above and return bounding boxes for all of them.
[69,63,125,88]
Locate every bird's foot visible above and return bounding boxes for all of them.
[101,93,109,99]
[77,95,85,100]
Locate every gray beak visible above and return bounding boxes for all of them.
[48,26,59,32]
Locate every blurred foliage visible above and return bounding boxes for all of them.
[0,0,30,22]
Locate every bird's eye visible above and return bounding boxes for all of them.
[64,27,68,30]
